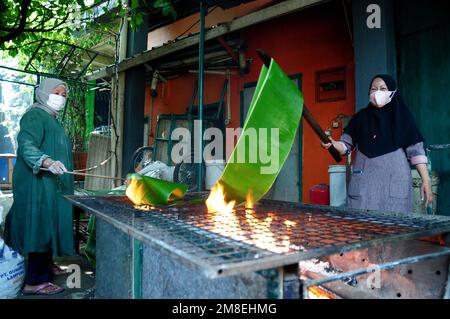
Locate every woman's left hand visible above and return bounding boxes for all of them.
[420,179,433,206]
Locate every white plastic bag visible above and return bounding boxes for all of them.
[0,238,25,299]
[0,193,14,229]
[138,161,174,181]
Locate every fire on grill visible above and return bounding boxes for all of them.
[73,136,450,299]
[204,183,296,254]
[67,189,450,299]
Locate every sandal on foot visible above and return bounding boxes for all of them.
[23,282,65,295]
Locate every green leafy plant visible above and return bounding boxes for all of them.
[0,0,176,151]
[62,82,88,152]
[0,0,176,47]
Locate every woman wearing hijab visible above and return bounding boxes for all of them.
[4,78,74,295]
[322,74,433,213]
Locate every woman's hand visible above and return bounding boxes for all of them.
[42,158,67,175]
[321,137,345,155]
[416,163,433,207]
[420,179,433,207]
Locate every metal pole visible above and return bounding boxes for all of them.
[302,249,450,290]
[34,75,41,103]
[0,64,107,88]
[0,77,35,87]
[197,0,206,192]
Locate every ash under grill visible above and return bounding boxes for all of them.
[67,195,450,278]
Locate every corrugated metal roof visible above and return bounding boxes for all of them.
[148,0,257,32]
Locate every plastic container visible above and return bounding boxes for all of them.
[205,160,225,190]
[309,184,330,205]
[411,169,439,215]
[328,165,347,207]
[0,154,16,189]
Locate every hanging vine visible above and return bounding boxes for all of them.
[62,81,87,151]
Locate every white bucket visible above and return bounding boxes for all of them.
[411,169,439,215]
[328,165,347,207]
[205,160,225,190]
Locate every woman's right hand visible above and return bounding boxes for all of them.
[320,137,344,154]
[321,138,334,150]
[321,137,345,154]
[42,158,67,175]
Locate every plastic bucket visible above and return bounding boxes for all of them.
[411,169,439,215]
[328,165,347,207]
[205,160,225,190]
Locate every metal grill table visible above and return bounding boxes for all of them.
[67,195,450,285]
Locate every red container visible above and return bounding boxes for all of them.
[309,184,330,205]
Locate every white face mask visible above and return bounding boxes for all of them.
[370,90,396,108]
[47,94,67,112]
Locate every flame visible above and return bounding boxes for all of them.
[307,286,335,299]
[206,183,236,214]
[245,192,254,212]
[245,212,291,253]
[205,184,298,254]
[126,176,146,206]
[285,220,297,227]
[206,183,244,238]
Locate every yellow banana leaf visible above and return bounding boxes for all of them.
[219,59,303,203]
[126,173,188,206]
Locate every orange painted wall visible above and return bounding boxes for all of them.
[147,0,275,50]
[144,2,355,203]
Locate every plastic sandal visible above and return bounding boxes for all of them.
[22,282,65,295]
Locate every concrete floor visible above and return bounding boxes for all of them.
[18,253,95,299]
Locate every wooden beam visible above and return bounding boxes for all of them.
[84,0,326,81]
[217,37,239,64]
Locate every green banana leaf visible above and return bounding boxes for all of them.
[219,59,303,203]
[126,173,188,206]
[84,215,96,269]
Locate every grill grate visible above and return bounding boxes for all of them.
[66,195,450,278]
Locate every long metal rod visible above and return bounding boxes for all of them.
[24,38,45,71]
[301,249,450,298]
[57,46,77,76]
[0,64,107,88]
[76,52,99,80]
[132,239,143,299]
[197,0,206,192]
[41,168,125,181]
[0,77,35,87]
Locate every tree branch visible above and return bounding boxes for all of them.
[19,11,70,33]
[0,0,32,43]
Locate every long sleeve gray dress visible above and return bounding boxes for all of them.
[339,133,428,213]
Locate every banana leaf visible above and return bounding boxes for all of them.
[219,59,303,203]
[126,173,188,206]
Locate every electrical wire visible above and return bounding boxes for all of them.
[174,5,219,40]
[342,0,353,45]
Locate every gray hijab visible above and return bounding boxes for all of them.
[31,78,68,116]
